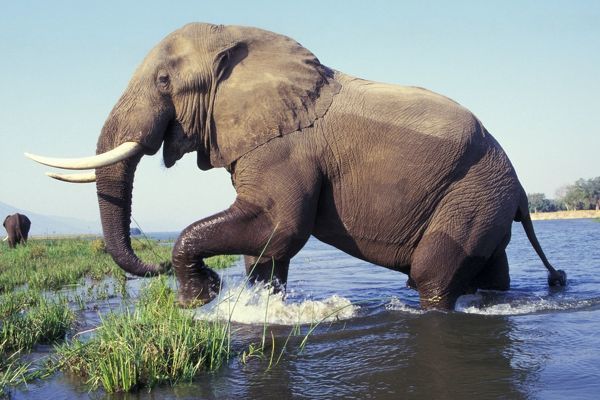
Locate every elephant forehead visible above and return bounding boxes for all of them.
[143,25,234,73]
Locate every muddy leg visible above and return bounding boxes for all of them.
[244,255,290,291]
[172,200,274,307]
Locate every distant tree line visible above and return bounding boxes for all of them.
[528,176,600,213]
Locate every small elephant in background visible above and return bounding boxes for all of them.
[3,213,31,248]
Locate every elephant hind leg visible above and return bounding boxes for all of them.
[472,248,510,292]
[410,231,489,309]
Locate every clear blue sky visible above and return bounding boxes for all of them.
[1,1,599,231]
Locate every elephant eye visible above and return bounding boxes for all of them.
[157,72,170,90]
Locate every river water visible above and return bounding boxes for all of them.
[14,219,600,399]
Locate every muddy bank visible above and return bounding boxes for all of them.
[530,210,600,220]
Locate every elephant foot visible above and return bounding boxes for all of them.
[177,265,221,308]
[548,269,567,287]
[244,256,290,294]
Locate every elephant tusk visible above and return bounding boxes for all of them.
[25,142,143,170]
[46,172,97,183]
[2,236,7,242]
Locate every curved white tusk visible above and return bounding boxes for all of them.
[46,172,97,183]
[2,236,8,242]
[25,142,143,170]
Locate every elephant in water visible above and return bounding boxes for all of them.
[3,213,31,248]
[27,23,566,309]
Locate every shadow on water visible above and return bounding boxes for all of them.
[140,312,531,400]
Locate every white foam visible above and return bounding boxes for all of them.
[455,293,596,315]
[385,297,424,314]
[192,283,359,325]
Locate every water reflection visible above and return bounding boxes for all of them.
[400,312,529,399]
[184,311,535,399]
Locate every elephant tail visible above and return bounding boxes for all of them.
[515,190,567,286]
[15,214,24,242]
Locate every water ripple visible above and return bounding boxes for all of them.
[455,292,600,315]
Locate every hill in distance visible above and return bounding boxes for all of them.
[0,201,100,236]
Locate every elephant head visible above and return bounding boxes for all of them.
[27,23,339,284]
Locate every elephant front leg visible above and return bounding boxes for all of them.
[172,200,276,307]
[244,255,290,292]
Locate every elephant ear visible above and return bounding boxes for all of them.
[208,26,340,168]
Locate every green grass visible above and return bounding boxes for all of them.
[0,237,172,293]
[0,237,240,394]
[0,289,75,397]
[0,239,116,292]
[0,293,74,354]
[54,276,231,393]
[205,254,238,270]
[0,238,234,294]
[0,350,31,398]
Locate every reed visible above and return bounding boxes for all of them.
[0,350,31,398]
[55,276,232,393]
[0,290,74,354]
[0,288,74,396]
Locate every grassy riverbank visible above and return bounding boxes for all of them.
[0,238,238,396]
[530,209,600,221]
[54,276,231,392]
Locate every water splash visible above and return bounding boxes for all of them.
[385,297,424,314]
[192,282,359,325]
[455,292,600,315]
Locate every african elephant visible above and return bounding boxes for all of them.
[27,23,566,309]
[3,213,31,248]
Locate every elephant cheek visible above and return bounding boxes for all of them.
[162,135,189,168]
[162,121,195,168]
[162,137,178,168]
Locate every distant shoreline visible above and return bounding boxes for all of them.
[19,212,599,240]
[530,210,600,221]
[27,234,100,240]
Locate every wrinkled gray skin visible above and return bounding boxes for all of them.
[95,23,565,309]
[3,213,31,248]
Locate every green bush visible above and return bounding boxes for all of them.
[28,245,47,259]
[90,239,106,254]
[56,277,231,393]
[0,293,74,354]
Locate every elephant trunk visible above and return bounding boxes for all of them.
[96,154,165,276]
